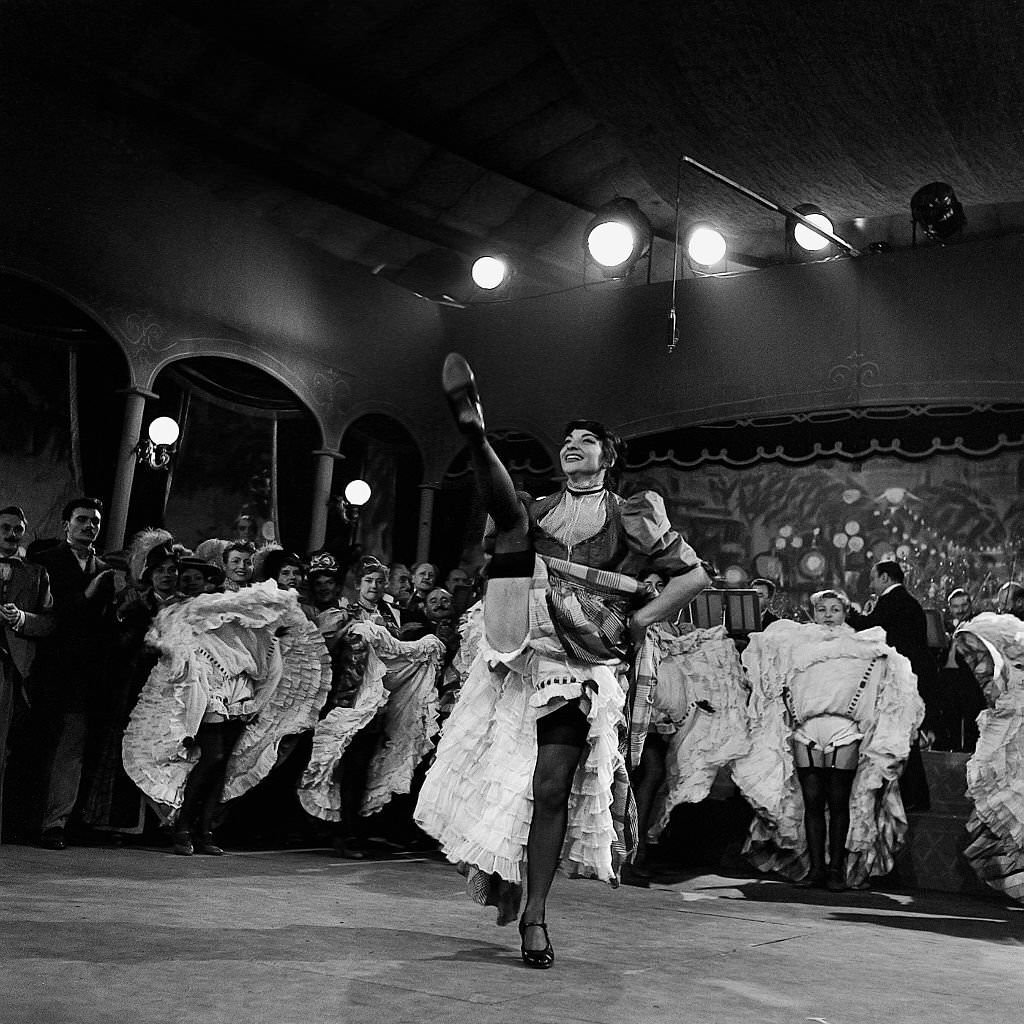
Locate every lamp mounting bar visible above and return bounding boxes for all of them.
[681,156,862,257]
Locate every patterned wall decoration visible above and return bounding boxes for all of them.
[622,449,1024,616]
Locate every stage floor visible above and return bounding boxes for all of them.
[1,842,1020,1024]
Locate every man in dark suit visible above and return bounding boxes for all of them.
[30,497,117,849]
[848,558,935,810]
[0,505,55,843]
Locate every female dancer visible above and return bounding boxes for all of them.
[951,612,1024,902]
[415,354,709,968]
[733,589,923,889]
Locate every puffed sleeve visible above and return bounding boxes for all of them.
[618,490,702,578]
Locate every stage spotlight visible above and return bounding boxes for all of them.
[585,198,652,274]
[686,224,727,267]
[471,255,509,290]
[910,182,966,242]
[788,203,835,252]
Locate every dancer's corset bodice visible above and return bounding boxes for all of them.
[530,489,625,569]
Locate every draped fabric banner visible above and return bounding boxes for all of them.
[622,451,1024,611]
[0,337,82,543]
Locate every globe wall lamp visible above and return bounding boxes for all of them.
[135,416,180,470]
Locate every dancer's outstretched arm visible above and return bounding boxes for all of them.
[629,566,710,646]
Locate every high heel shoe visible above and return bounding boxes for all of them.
[442,353,485,439]
[518,917,554,969]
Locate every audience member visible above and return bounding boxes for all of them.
[30,497,118,849]
[847,559,935,811]
[0,505,54,844]
[750,578,779,629]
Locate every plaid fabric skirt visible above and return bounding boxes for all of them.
[415,554,638,894]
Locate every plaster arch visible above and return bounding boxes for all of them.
[143,347,330,449]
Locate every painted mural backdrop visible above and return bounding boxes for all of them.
[622,450,1024,614]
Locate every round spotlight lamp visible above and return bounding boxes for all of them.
[686,224,727,266]
[343,479,372,507]
[471,256,508,290]
[585,198,652,271]
[148,416,180,447]
[910,182,966,241]
[791,203,834,252]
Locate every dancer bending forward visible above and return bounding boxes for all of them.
[415,354,709,969]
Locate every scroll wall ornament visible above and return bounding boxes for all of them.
[103,305,177,354]
[826,351,881,399]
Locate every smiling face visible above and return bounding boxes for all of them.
[412,563,436,595]
[812,596,846,626]
[948,593,972,622]
[65,506,101,549]
[559,428,608,480]
[425,588,453,622]
[224,549,254,584]
[179,567,207,597]
[0,513,26,557]
[277,564,304,591]
[149,558,179,598]
[310,573,337,605]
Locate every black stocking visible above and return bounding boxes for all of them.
[825,767,856,870]
[178,720,243,834]
[469,440,529,538]
[796,766,827,876]
[522,703,587,951]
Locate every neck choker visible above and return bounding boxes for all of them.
[566,483,604,495]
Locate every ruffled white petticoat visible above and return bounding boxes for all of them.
[646,624,753,840]
[414,608,628,887]
[298,623,445,820]
[732,620,924,887]
[954,613,1024,902]
[122,582,332,821]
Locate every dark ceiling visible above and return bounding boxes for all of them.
[9,0,1024,303]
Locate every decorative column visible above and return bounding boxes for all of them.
[106,386,157,552]
[416,482,440,564]
[307,449,344,553]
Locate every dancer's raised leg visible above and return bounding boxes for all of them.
[443,352,531,652]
